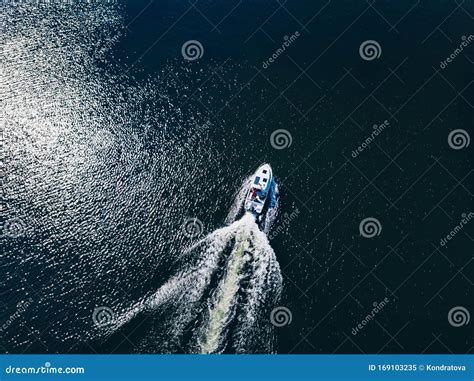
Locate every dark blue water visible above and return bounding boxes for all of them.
[1,0,472,354]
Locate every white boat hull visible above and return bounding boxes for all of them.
[244,164,273,216]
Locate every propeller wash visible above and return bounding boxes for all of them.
[107,165,282,353]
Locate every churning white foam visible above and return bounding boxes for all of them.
[108,182,282,353]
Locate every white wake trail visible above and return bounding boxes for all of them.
[198,213,282,353]
[107,183,282,354]
[199,214,253,353]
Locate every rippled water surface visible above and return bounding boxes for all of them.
[2,0,472,354]
[2,1,285,353]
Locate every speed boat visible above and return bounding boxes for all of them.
[244,164,277,222]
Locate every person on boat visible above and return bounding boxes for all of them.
[252,187,257,198]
